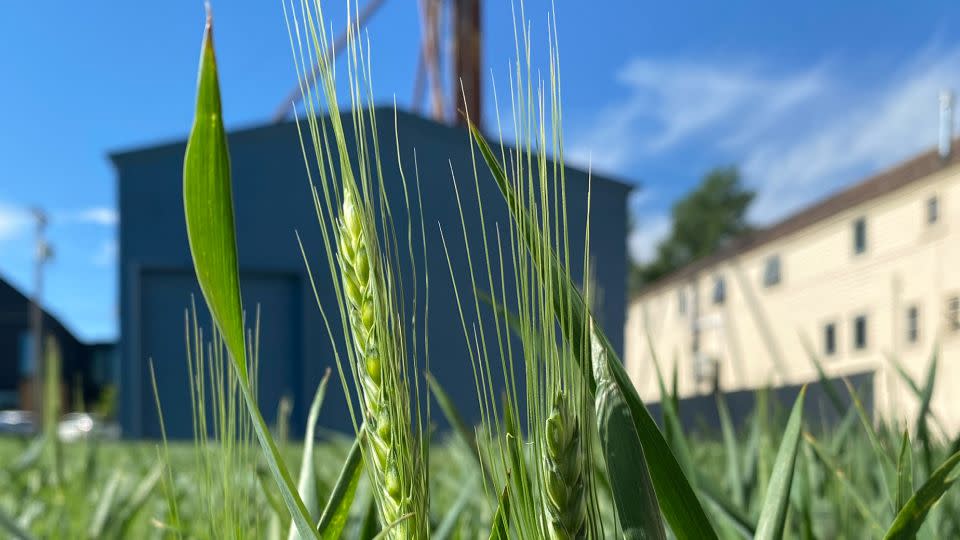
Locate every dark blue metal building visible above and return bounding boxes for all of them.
[113,108,631,439]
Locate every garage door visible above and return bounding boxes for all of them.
[138,269,301,439]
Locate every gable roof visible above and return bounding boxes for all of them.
[636,139,960,298]
[0,272,79,341]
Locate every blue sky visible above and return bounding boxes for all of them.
[1,1,958,341]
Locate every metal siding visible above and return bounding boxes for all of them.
[115,108,628,438]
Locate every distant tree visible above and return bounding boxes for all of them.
[630,166,754,293]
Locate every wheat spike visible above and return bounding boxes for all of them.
[544,391,587,540]
[337,188,407,533]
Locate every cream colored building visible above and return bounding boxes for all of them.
[625,138,960,435]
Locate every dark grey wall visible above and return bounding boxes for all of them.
[113,107,630,439]
[0,276,100,410]
[645,370,875,435]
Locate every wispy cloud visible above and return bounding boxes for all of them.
[0,204,30,243]
[568,57,827,174]
[572,45,960,227]
[59,207,118,226]
[743,47,960,222]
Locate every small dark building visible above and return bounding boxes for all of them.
[113,108,631,439]
[0,274,109,412]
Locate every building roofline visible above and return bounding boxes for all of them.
[633,138,960,299]
[0,271,82,343]
[108,106,636,193]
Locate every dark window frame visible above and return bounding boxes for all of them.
[927,196,939,225]
[853,314,868,350]
[948,296,960,333]
[824,322,837,356]
[853,217,867,255]
[763,255,781,287]
[713,276,726,305]
[906,305,920,344]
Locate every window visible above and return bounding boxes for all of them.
[677,289,687,316]
[906,305,919,344]
[18,331,35,377]
[824,323,836,356]
[713,276,726,305]
[948,296,960,333]
[853,315,868,350]
[927,196,939,225]
[853,217,867,254]
[763,255,781,287]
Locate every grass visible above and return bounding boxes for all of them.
[5,1,960,538]
[1,401,958,538]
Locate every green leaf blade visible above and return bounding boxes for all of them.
[288,370,332,540]
[183,14,246,381]
[594,330,666,540]
[883,450,960,540]
[182,13,317,540]
[896,431,914,514]
[754,387,806,540]
[316,435,365,539]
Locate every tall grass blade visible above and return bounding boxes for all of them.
[914,353,937,476]
[488,479,511,540]
[716,391,744,507]
[888,350,947,438]
[88,470,121,539]
[432,474,480,540]
[0,506,35,540]
[316,435,364,539]
[804,432,883,533]
[754,387,806,540]
[288,369,332,540]
[896,430,914,514]
[843,378,897,498]
[698,482,755,539]
[107,461,165,538]
[644,323,696,482]
[883,450,960,539]
[468,121,717,540]
[182,11,317,539]
[43,337,63,489]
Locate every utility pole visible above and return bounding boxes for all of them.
[29,208,52,419]
[452,0,482,127]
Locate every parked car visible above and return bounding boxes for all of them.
[0,410,37,436]
[57,412,119,442]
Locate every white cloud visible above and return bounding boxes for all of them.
[0,204,30,242]
[743,47,960,222]
[61,207,118,226]
[91,239,117,267]
[574,45,960,227]
[627,212,670,264]
[567,58,826,174]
